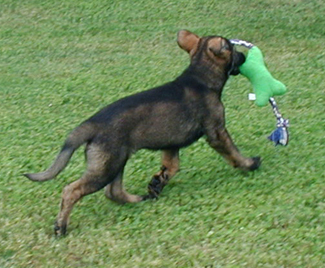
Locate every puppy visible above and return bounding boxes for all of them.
[25,30,260,235]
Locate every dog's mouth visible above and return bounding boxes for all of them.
[229,50,246,76]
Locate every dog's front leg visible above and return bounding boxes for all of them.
[206,126,260,171]
[145,149,180,200]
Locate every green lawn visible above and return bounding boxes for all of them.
[1,0,325,267]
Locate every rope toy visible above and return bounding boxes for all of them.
[230,39,289,146]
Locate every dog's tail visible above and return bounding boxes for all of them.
[24,123,94,182]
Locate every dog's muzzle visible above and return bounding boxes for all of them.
[228,51,245,76]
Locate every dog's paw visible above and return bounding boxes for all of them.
[141,194,158,201]
[248,156,261,171]
[146,174,168,199]
[54,221,67,237]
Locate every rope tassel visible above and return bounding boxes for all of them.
[268,98,289,146]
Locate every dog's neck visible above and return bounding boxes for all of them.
[178,64,228,96]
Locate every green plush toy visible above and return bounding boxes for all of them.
[230,39,289,146]
[237,45,287,107]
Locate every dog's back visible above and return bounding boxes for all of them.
[86,78,207,151]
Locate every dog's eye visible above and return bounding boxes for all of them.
[222,41,232,51]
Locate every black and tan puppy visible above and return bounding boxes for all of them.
[25,30,260,236]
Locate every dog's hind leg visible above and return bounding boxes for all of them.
[145,149,180,200]
[55,170,112,236]
[54,146,125,236]
[104,170,143,204]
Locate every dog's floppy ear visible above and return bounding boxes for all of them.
[177,30,200,55]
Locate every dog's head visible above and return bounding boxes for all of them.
[177,30,245,76]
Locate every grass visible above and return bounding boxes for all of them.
[1,0,325,267]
